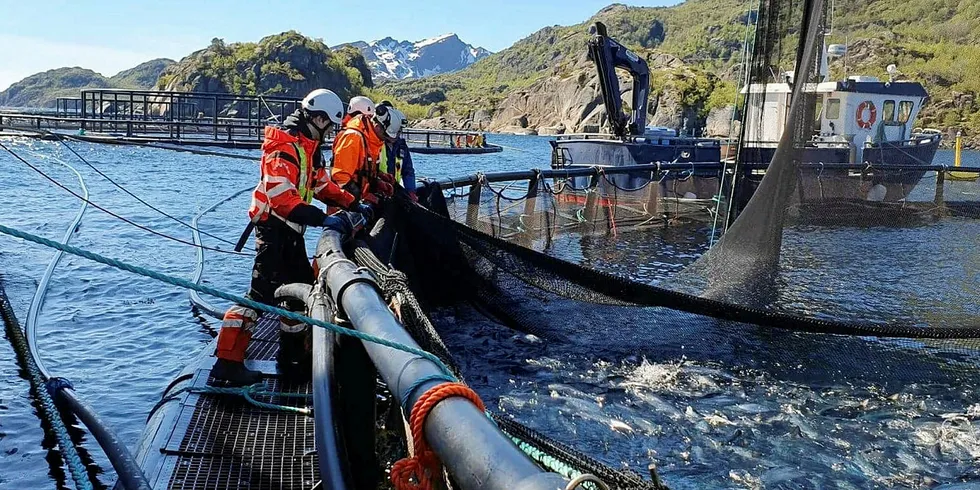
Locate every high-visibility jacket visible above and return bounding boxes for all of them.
[378,137,417,192]
[332,114,384,199]
[248,125,355,234]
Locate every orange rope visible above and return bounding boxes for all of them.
[390,383,486,489]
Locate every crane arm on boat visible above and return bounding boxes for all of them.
[588,21,650,139]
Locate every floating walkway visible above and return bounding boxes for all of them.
[138,314,319,490]
[1,88,502,154]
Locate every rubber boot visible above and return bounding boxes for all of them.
[212,358,263,386]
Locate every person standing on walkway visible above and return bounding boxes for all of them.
[215,89,371,385]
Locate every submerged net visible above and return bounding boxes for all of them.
[372,0,980,485]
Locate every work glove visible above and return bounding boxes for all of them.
[322,214,352,235]
[362,193,380,205]
[378,172,396,185]
[373,180,394,198]
[355,202,374,222]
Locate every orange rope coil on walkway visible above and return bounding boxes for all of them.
[391,382,486,489]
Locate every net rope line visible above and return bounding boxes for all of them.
[50,131,245,247]
[416,199,980,339]
[190,186,255,320]
[21,151,90,380]
[1,126,257,242]
[0,140,250,256]
[350,240,660,488]
[0,221,458,377]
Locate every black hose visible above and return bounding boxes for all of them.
[56,388,152,490]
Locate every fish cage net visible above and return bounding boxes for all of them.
[372,0,980,483]
[440,170,730,255]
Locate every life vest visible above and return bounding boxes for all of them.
[378,143,403,185]
[332,114,384,196]
[247,127,322,234]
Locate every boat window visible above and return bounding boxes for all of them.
[826,98,840,119]
[883,100,896,123]
[899,101,914,123]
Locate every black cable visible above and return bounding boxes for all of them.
[0,141,248,256]
[42,131,243,247]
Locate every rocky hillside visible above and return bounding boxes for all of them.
[336,34,490,80]
[0,60,173,108]
[386,0,980,142]
[157,31,371,102]
[109,59,175,88]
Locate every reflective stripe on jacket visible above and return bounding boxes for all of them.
[248,125,354,233]
[378,137,416,192]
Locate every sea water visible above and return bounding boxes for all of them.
[0,135,978,488]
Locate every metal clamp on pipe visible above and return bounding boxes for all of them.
[312,218,569,490]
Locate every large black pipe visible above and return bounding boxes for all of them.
[312,225,569,490]
[56,388,152,490]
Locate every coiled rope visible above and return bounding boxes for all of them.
[163,383,314,416]
[390,382,485,489]
[0,155,95,490]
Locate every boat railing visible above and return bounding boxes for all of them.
[434,162,980,189]
[402,128,488,148]
[555,133,722,147]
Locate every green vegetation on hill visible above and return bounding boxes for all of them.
[109,59,175,89]
[157,31,372,100]
[384,2,748,118]
[0,60,173,109]
[157,31,429,119]
[383,0,980,141]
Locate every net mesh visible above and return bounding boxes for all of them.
[376,0,980,484]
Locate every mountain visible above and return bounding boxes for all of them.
[0,59,172,109]
[384,0,980,143]
[156,31,371,103]
[336,34,491,80]
[109,58,175,89]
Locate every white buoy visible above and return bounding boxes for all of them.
[866,184,887,201]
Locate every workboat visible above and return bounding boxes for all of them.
[738,46,942,202]
[550,24,942,212]
[549,22,722,206]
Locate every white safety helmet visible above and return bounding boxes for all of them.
[385,107,406,138]
[302,89,344,125]
[347,95,376,117]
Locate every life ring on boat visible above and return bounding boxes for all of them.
[856,101,877,130]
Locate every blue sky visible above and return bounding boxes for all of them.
[0,0,676,91]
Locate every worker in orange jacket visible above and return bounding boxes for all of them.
[332,101,398,204]
[215,89,372,385]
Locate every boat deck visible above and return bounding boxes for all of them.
[139,314,319,490]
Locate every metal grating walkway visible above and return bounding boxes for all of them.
[152,314,320,489]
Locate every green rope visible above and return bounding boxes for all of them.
[169,384,314,416]
[0,222,457,379]
[0,281,95,490]
[508,435,596,488]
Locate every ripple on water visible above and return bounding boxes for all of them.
[3,139,980,488]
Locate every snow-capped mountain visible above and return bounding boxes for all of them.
[336,34,491,80]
